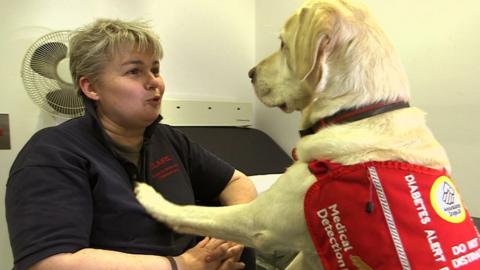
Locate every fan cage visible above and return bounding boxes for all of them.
[21,31,84,118]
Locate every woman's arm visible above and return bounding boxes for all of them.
[29,237,237,270]
[218,170,257,206]
[214,170,256,269]
[29,248,170,270]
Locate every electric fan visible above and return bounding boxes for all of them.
[21,31,84,118]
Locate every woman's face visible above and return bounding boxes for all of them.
[94,49,165,129]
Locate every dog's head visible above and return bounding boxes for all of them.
[249,0,410,123]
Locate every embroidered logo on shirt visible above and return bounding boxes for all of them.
[430,176,466,223]
[150,155,180,181]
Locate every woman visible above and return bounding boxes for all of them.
[6,19,257,270]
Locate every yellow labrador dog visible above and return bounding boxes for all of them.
[136,0,480,269]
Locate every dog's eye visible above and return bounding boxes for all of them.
[280,41,286,50]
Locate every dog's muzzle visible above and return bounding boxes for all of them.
[248,67,256,83]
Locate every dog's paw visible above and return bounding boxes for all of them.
[134,182,170,221]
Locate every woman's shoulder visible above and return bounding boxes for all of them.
[29,117,88,145]
[27,125,67,146]
[12,118,98,170]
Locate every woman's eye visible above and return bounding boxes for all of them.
[127,68,140,75]
[151,68,160,77]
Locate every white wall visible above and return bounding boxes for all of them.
[0,0,255,268]
[254,0,480,219]
[1,0,479,268]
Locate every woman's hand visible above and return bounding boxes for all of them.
[216,242,245,270]
[176,237,244,270]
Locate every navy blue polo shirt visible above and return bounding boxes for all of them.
[5,103,234,270]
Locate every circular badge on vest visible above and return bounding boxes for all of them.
[430,176,466,223]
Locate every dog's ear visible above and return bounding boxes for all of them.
[285,5,340,90]
[302,33,331,92]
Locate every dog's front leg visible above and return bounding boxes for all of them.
[135,163,316,254]
[135,182,260,247]
[285,252,323,270]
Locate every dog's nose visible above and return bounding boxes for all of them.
[248,67,256,83]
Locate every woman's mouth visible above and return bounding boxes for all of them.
[146,96,161,106]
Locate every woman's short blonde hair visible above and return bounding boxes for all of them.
[69,18,163,96]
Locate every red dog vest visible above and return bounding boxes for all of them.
[304,160,480,270]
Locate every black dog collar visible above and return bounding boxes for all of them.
[299,101,410,137]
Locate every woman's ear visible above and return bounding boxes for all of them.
[79,76,100,101]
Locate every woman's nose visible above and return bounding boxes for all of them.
[147,74,165,93]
